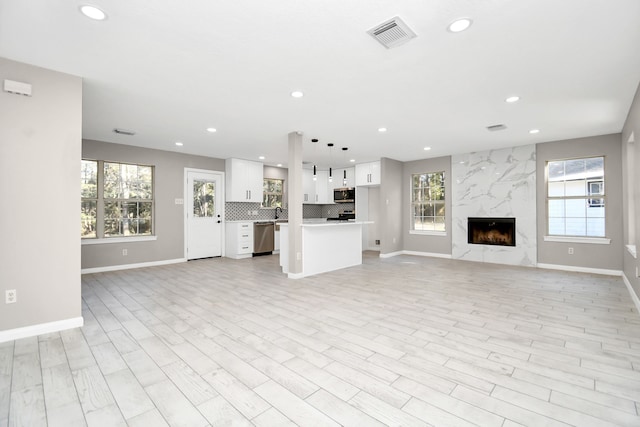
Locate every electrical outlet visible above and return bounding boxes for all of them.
[252,210,258,216]
[296,252,301,261]
[122,249,128,256]
[568,247,574,255]
[5,289,16,304]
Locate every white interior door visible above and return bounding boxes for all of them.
[186,170,223,259]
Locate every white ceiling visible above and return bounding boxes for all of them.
[1,0,640,169]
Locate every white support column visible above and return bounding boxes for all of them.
[287,132,304,276]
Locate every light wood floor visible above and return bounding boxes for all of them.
[2,252,640,426]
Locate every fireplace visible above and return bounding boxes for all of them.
[468,217,516,246]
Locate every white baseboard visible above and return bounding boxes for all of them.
[623,273,640,314]
[536,263,622,277]
[287,272,306,279]
[0,316,84,343]
[82,258,186,274]
[401,250,453,259]
[380,250,453,259]
[379,251,404,259]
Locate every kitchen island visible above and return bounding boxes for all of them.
[279,220,372,278]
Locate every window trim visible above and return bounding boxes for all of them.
[545,156,606,239]
[410,171,446,233]
[81,159,155,240]
[262,177,285,208]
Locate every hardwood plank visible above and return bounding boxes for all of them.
[324,362,410,409]
[393,376,505,427]
[347,391,429,427]
[42,363,81,410]
[72,365,116,415]
[197,395,253,427]
[8,385,46,427]
[254,380,339,427]
[250,356,319,399]
[252,407,297,427]
[306,389,386,427]
[145,379,209,427]
[126,408,170,427]
[162,360,218,405]
[121,349,167,387]
[90,342,127,376]
[202,368,270,419]
[104,368,155,419]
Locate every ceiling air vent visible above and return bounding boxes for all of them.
[486,124,507,132]
[113,128,136,136]
[367,16,416,49]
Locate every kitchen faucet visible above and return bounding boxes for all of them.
[275,206,282,219]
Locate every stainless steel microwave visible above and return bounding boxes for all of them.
[333,187,355,203]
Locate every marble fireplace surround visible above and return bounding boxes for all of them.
[452,145,537,267]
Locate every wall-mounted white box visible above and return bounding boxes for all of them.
[4,79,32,96]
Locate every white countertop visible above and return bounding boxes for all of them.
[279,220,373,227]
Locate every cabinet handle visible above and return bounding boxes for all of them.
[249,190,251,199]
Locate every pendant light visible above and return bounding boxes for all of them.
[311,138,318,181]
[327,143,334,182]
[342,147,349,186]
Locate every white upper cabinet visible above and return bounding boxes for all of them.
[332,167,355,189]
[302,169,315,203]
[225,158,264,202]
[315,170,332,204]
[355,161,380,186]
[303,169,333,204]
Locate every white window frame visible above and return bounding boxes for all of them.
[81,159,155,242]
[410,171,446,235]
[545,156,609,244]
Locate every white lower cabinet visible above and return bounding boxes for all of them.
[226,222,253,259]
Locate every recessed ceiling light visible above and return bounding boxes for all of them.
[175,141,183,147]
[378,127,387,133]
[291,91,304,98]
[350,159,356,163]
[277,163,283,167]
[505,96,520,103]
[448,18,472,33]
[424,146,432,151]
[529,129,540,134]
[258,156,265,160]
[206,127,217,133]
[79,5,107,20]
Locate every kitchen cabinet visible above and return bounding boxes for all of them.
[355,161,380,186]
[303,169,332,204]
[225,222,253,259]
[226,158,263,202]
[331,167,355,189]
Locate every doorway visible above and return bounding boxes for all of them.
[185,169,224,260]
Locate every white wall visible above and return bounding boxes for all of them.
[452,145,537,266]
[0,58,82,335]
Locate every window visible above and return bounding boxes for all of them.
[263,178,284,208]
[411,172,445,232]
[547,156,605,237]
[81,160,154,239]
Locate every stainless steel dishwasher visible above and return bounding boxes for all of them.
[253,221,275,255]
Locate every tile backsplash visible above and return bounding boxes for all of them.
[225,202,355,221]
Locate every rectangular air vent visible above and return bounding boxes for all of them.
[4,79,32,96]
[113,128,136,136]
[367,16,416,49]
[487,124,507,132]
